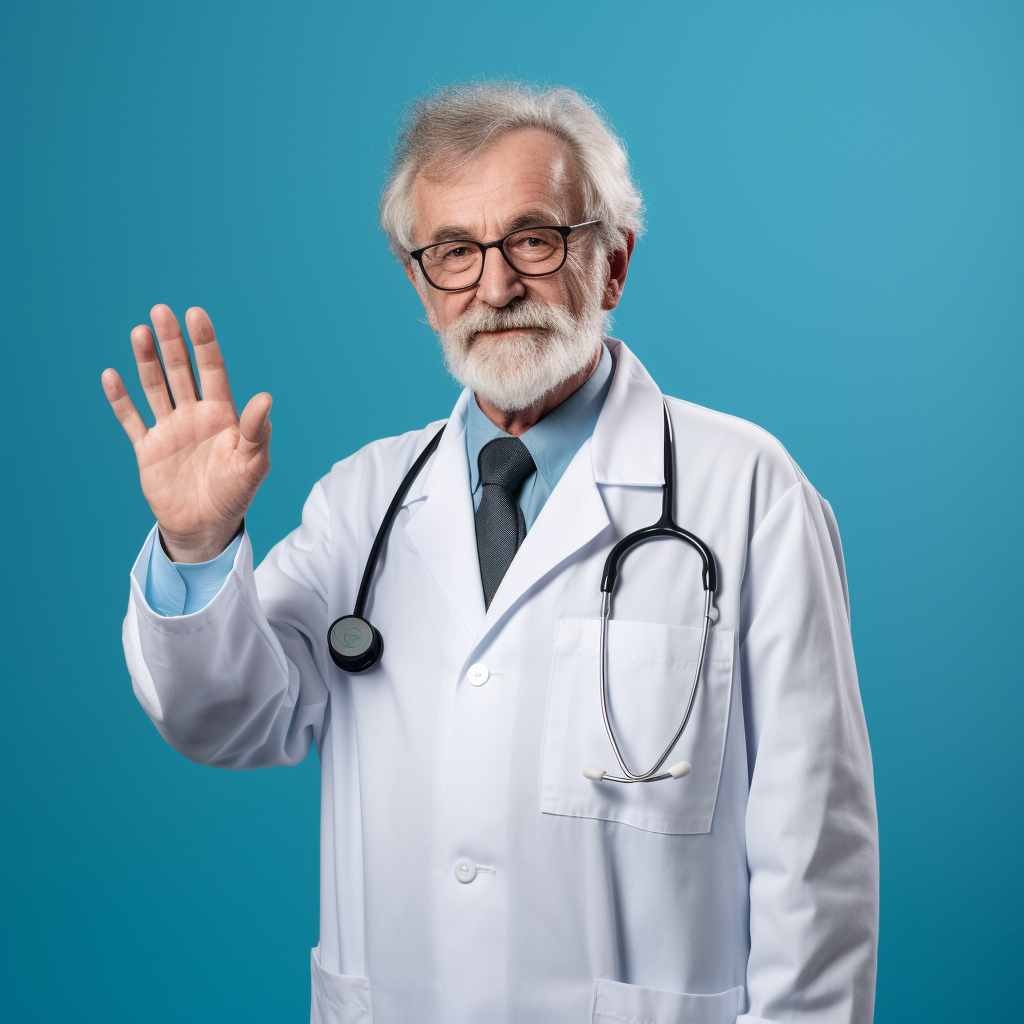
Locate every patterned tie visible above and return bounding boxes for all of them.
[475,436,536,608]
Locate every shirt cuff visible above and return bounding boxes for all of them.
[144,528,244,616]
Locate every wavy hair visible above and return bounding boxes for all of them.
[379,81,645,259]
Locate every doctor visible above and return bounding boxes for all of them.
[102,83,878,1024]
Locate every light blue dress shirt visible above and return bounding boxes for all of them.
[466,343,614,528]
[145,343,614,616]
[145,531,242,616]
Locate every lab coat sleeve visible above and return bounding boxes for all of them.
[738,481,878,1024]
[122,478,332,769]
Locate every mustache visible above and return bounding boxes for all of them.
[451,299,576,342]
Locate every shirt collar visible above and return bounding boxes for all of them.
[467,342,615,492]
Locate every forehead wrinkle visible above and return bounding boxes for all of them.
[417,186,568,245]
[411,132,581,245]
[429,208,567,246]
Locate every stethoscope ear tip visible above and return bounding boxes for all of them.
[581,760,691,782]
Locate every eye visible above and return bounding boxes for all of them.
[434,244,477,263]
[506,229,561,263]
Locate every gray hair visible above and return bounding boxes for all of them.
[379,81,645,260]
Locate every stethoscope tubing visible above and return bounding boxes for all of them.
[352,425,446,619]
[331,401,718,788]
[328,425,446,673]
[592,401,718,785]
[597,589,713,783]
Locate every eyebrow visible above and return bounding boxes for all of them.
[427,209,561,245]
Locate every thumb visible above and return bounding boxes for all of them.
[238,392,273,454]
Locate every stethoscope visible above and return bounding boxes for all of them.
[326,424,446,673]
[327,403,718,786]
[581,404,718,784]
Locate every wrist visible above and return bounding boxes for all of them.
[159,521,244,564]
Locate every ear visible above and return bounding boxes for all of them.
[404,259,439,331]
[600,230,635,311]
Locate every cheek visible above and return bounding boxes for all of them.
[430,293,474,329]
[524,276,573,309]
[536,265,593,317]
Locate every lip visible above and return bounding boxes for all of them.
[473,327,539,340]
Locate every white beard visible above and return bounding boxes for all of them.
[436,291,606,413]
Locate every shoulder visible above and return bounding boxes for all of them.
[665,395,803,483]
[659,395,849,606]
[663,394,808,534]
[609,338,805,503]
[321,417,449,510]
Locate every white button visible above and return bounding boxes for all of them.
[467,663,489,686]
[454,857,477,883]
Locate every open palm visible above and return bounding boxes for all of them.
[102,304,272,563]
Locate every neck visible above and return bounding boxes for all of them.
[474,344,603,436]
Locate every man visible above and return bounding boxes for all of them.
[102,83,878,1024]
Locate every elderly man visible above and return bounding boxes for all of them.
[102,83,878,1024]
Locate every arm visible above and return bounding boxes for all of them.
[104,304,326,766]
[738,481,878,1024]
[124,482,330,767]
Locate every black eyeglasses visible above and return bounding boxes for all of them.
[409,220,602,292]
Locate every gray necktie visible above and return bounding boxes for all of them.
[475,436,536,608]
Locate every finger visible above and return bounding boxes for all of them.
[101,368,148,446]
[185,306,235,405]
[238,392,273,454]
[150,304,199,406]
[130,325,174,420]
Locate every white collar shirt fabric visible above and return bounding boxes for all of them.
[123,338,878,1024]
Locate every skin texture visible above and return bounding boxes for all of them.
[101,306,272,562]
[405,128,633,435]
[102,126,632,561]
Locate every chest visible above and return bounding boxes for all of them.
[326,480,747,839]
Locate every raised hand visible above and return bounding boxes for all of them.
[101,305,272,563]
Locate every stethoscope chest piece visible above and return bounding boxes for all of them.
[325,424,446,676]
[328,615,383,672]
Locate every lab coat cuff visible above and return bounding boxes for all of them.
[129,525,252,633]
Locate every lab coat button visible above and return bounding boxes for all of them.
[467,663,489,686]
[454,857,477,883]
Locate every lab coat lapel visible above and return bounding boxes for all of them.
[589,338,665,489]
[479,339,666,637]
[403,393,487,641]
[405,341,666,645]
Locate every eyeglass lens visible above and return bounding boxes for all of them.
[420,227,565,289]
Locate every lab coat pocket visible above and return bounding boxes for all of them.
[310,947,373,1024]
[541,618,736,834]
[592,979,745,1024]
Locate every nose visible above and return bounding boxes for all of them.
[475,245,526,308]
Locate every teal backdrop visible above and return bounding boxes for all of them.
[2,3,1020,1021]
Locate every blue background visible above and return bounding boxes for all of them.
[2,3,1020,1021]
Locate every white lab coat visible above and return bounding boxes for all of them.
[123,339,878,1024]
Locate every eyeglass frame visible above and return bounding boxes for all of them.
[408,220,603,292]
